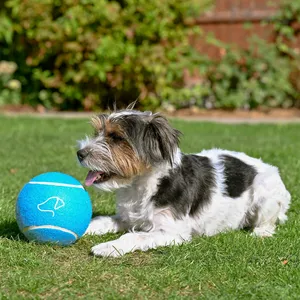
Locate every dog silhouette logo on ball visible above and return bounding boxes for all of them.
[37,196,65,217]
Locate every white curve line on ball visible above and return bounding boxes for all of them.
[28,181,84,189]
[23,225,78,239]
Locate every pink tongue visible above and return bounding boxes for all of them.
[85,171,102,186]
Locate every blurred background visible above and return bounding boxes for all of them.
[0,0,299,113]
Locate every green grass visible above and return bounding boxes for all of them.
[1,115,300,299]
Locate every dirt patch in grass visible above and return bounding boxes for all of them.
[169,107,300,119]
[1,104,300,121]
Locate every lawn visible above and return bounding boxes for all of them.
[0,115,300,299]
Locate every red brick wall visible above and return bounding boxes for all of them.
[194,0,280,58]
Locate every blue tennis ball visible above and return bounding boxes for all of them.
[16,172,92,246]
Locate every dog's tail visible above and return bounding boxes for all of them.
[278,190,291,224]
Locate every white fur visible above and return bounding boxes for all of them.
[86,148,291,257]
[91,231,188,257]
[110,110,152,119]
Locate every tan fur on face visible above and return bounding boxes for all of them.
[91,116,148,178]
[110,141,147,178]
[91,114,109,133]
[91,116,123,136]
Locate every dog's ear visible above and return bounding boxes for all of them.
[143,114,181,166]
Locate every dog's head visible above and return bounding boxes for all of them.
[77,110,181,190]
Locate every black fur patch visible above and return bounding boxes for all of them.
[151,155,216,217]
[221,155,257,198]
[111,111,181,166]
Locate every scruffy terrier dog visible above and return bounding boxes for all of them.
[77,108,291,257]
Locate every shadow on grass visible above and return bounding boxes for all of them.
[0,220,26,241]
[0,213,110,241]
[241,227,252,234]
[92,211,111,218]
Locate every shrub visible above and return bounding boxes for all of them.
[0,0,212,110]
[272,0,300,56]
[0,61,22,106]
[272,0,300,104]
[200,0,300,110]
[206,38,297,109]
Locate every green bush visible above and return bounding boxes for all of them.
[206,38,297,109]
[1,0,298,111]
[272,0,300,104]
[0,61,22,106]
[200,0,300,110]
[0,0,212,110]
[272,0,300,56]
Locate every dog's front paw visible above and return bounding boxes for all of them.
[91,242,125,257]
[85,216,118,236]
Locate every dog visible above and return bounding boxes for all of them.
[77,109,291,257]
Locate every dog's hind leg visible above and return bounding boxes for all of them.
[248,168,291,237]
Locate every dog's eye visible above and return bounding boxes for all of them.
[108,132,124,142]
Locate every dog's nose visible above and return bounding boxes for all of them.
[77,149,88,162]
